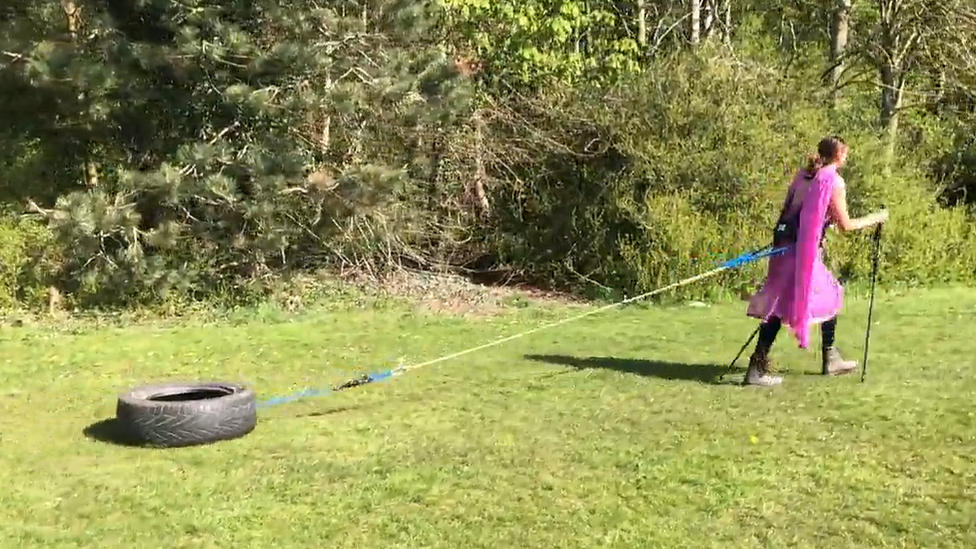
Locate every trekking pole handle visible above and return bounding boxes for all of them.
[873,203,886,241]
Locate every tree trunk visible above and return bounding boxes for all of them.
[467,110,490,216]
[636,0,647,48]
[829,0,852,105]
[61,0,99,188]
[702,0,714,40]
[722,0,731,44]
[690,0,700,46]
[931,67,946,113]
[875,0,910,162]
[879,63,904,161]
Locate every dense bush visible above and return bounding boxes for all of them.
[0,213,61,310]
[480,55,976,300]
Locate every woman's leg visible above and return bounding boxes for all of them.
[744,317,784,386]
[821,316,857,375]
[821,316,837,346]
[755,317,782,355]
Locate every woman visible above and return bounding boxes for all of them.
[743,136,888,387]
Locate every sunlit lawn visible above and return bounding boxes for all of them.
[2,286,975,548]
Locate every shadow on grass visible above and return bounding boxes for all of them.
[299,404,362,418]
[83,418,141,447]
[524,354,738,385]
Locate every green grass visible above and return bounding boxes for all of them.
[2,286,976,548]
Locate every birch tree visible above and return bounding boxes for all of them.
[829,0,852,105]
[855,0,976,152]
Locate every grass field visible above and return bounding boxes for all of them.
[1,285,975,548]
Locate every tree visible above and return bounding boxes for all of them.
[829,0,852,105]
[851,0,976,153]
[5,0,471,304]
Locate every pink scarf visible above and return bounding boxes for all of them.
[788,164,836,348]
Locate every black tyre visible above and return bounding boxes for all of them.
[115,381,257,448]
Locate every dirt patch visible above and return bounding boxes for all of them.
[342,268,585,318]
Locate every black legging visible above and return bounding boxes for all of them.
[755,316,837,353]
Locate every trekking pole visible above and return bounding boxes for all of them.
[720,323,762,381]
[860,221,884,383]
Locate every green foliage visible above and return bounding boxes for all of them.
[2,0,976,313]
[3,0,472,308]
[482,53,976,301]
[439,0,642,89]
[0,214,60,310]
[930,116,976,210]
[825,138,976,287]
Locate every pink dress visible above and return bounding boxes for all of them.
[746,164,845,349]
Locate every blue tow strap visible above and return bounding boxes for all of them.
[719,245,791,269]
[256,368,400,408]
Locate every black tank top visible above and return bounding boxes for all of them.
[772,183,829,248]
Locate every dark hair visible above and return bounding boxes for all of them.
[804,135,847,179]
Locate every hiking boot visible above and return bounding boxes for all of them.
[822,346,857,376]
[743,351,783,387]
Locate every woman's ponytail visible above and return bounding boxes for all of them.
[804,136,845,179]
[804,153,823,179]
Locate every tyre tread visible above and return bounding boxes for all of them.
[115,382,257,448]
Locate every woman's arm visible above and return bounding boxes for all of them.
[828,182,887,232]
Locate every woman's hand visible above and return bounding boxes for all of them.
[866,209,889,227]
[854,209,887,231]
